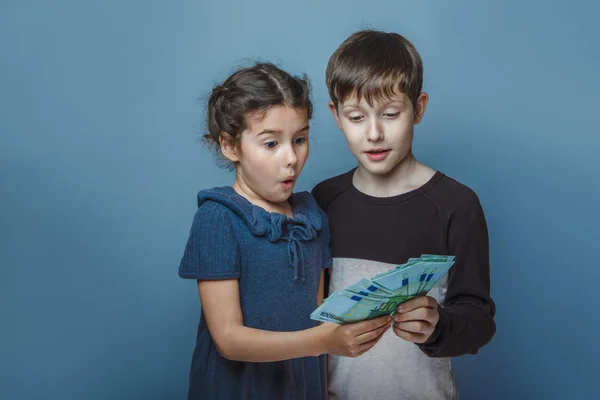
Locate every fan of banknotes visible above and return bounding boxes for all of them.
[310,255,455,324]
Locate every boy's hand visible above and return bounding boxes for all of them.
[320,315,391,357]
[392,296,439,344]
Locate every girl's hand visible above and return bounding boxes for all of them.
[392,296,439,343]
[320,315,391,357]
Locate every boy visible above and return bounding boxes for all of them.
[312,30,496,400]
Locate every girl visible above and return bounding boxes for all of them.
[178,62,391,400]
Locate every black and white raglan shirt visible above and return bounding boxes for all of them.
[312,168,496,400]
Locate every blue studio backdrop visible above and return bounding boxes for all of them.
[1,1,598,399]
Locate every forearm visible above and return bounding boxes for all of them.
[217,324,326,362]
[418,297,495,357]
[424,195,496,357]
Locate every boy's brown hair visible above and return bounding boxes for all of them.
[326,30,423,111]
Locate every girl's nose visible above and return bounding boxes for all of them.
[285,145,298,167]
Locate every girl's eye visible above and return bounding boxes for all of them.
[293,137,307,145]
[265,141,278,149]
[384,112,400,118]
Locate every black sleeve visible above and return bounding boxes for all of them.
[311,181,345,298]
[311,179,346,212]
[418,192,496,357]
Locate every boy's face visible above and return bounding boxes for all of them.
[329,91,428,177]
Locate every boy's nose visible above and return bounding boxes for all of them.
[367,120,384,141]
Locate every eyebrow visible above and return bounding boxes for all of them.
[257,125,310,136]
[342,99,405,110]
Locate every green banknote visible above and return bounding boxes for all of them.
[310,254,454,324]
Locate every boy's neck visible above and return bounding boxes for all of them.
[352,153,436,198]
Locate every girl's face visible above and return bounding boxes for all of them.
[222,105,310,214]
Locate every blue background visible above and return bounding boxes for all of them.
[1,1,598,399]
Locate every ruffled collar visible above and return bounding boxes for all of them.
[196,187,326,282]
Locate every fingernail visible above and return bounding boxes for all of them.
[397,305,405,312]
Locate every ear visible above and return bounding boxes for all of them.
[219,133,240,162]
[328,101,343,130]
[413,92,429,124]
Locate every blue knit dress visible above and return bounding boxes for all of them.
[179,186,332,400]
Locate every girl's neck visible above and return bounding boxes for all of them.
[232,179,293,218]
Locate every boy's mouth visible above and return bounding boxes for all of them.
[365,149,390,161]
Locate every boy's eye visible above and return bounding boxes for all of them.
[349,115,364,122]
[384,112,400,118]
[265,141,278,149]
